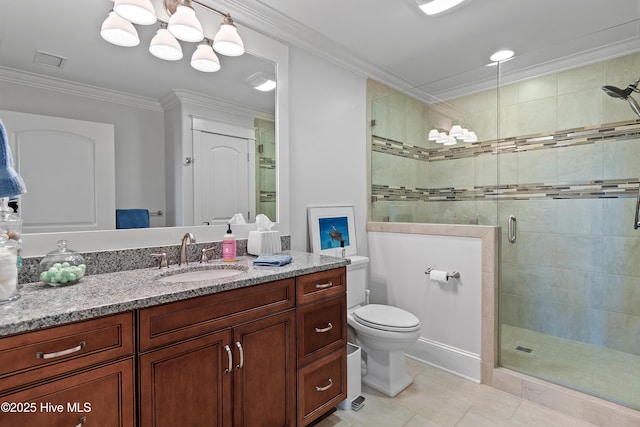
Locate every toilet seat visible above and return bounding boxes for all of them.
[353,304,421,332]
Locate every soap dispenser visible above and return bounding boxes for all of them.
[222,223,236,262]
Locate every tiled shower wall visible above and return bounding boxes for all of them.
[368,51,640,355]
[255,118,276,221]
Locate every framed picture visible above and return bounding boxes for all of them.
[307,205,357,256]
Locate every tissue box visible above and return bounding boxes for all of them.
[247,230,281,255]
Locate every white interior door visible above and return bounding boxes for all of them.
[0,110,115,233]
[193,131,250,225]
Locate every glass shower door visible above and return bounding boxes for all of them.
[497,51,640,410]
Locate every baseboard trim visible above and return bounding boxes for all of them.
[406,337,481,383]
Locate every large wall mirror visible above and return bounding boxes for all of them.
[0,0,290,255]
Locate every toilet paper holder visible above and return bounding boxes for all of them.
[425,267,460,279]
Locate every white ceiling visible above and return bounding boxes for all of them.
[227,0,640,100]
[1,0,640,108]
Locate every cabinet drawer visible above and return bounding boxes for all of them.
[297,348,347,427]
[0,358,135,427]
[297,296,346,367]
[296,267,346,305]
[0,312,134,392]
[138,278,295,351]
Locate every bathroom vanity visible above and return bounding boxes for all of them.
[0,251,348,426]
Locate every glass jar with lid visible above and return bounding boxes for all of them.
[39,240,86,286]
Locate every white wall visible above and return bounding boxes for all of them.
[368,231,483,381]
[288,47,368,253]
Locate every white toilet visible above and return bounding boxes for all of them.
[346,255,421,397]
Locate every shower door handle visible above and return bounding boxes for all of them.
[635,185,640,230]
[508,215,517,243]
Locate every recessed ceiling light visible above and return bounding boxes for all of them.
[489,49,515,62]
[247,72,276,92]
[417,0,468,16]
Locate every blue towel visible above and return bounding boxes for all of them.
[116,209,150,229]
[253,254,293,266]
[0,118,26,198]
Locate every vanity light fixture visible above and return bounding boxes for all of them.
[191,40,221,72]
[417,0,468,16]
[428,125,478,145]
[113,0,157,25]
[100,0,245,73]
[149,24,183,61]
[100,11,140,47]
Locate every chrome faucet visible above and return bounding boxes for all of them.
[179,233,196,266]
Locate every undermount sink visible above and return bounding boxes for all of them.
[157,265,246,283]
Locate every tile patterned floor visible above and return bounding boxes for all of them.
[315,358,599,427]
[501,324,640,411]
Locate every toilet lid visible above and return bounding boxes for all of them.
[353,304,421,332]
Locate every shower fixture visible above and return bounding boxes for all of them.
[602,78,640,118]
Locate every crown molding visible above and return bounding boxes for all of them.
[161,89,275,121]
[0,66,163,112]
[212,0,640,105]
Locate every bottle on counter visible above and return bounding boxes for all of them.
[222,223,236,262]
[0,197,22,272]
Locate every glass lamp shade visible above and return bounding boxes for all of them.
[213,20,245,56]
[191,44,220,72]
[149,29,183,61]
[443,135,457,146]
[435,132,448,143]
[168,5,204,42]
[100,11,140,47]
[428,129,440,141]
[462,131,478,142]
[449,125,463,137]
[114,0,156,25]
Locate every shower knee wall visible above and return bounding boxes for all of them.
[367,230,483,381]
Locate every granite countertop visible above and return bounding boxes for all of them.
[0,251,349,337]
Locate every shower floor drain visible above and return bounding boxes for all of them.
[516,345,533,353]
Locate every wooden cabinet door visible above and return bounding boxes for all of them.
[138,330,232,427]
[232,310,295,427]
[0,358,134,427]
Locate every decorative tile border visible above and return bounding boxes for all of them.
[259,157,276,169]
[372,119,640,163]
[260,191,276,202]
[372,179,640,202]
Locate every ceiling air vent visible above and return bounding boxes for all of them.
[33,50,67,68]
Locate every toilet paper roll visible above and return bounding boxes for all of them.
[429,270,448,283]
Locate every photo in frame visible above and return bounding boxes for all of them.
[307,205,357,256]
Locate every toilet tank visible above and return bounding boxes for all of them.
[346,256,369,308]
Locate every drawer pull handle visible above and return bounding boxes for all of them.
[315,378,333,392]
[36,341,86,360]
[315,281,333,289]
[224,345,233,374]
[315,323,333,333]
[235,341,244,370]
[75,416,87,427]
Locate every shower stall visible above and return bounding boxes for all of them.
[369,47,640,411]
